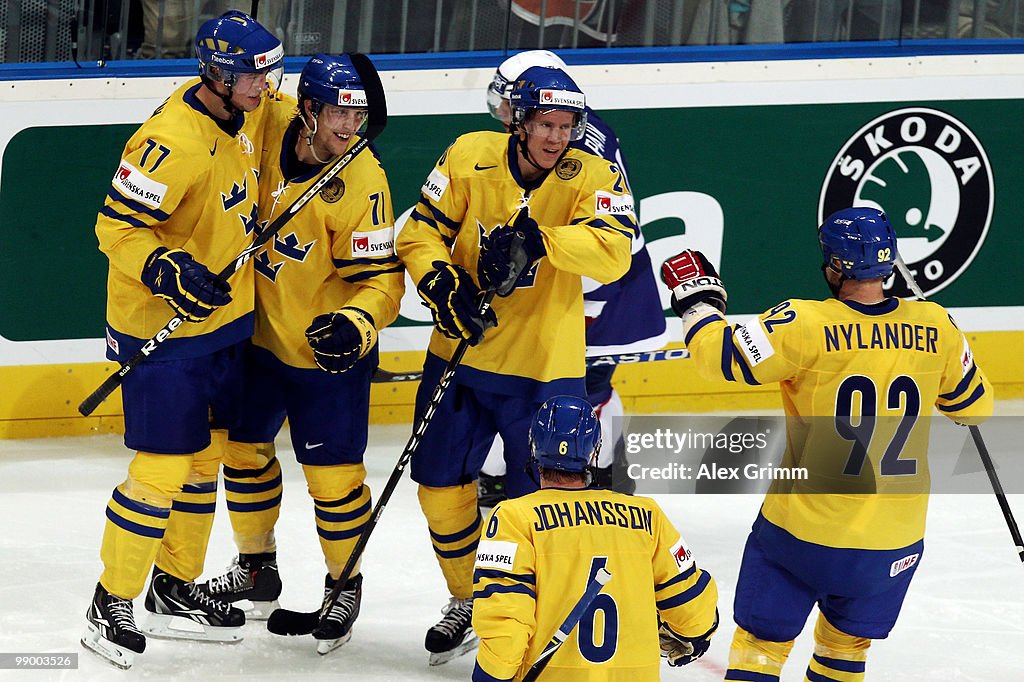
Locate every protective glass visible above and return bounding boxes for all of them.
[318,104,368,130]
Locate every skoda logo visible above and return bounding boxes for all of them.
[819,107,992,297]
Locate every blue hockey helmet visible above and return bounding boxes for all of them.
[509,66,588,141]
[487,50,567,121]
[298,54,367,115]
[819,207,898,280]
[529,395,601,474]
[195,10,283,90]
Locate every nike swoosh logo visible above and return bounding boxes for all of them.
[209,140,218,156]
[474,163,497,171]
[305,442,324,449]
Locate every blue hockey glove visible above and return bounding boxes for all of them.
[305,307,377,373]
[478,208,546,297]
[417,261,497,345]
[141,247,232,323]
[661,249,727,316]
[659,610,718,667]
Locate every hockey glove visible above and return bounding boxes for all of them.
[305,307,377,373]
[417,261,497,346]
[478,208,546,297]
[661,249,727,316]
[659,610,718,667]
[141,247,232,323]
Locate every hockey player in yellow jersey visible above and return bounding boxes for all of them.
[197,54,402,655]
[472,396,719,681]
[661,207,994,682]
[81,11,283,670]
[395,66,634,664]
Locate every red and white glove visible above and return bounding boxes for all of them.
[661,250,727,317]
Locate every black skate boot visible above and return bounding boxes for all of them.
[477,473,507,511]
[425,596,477,665]
[81,583,146,670]
[200,552,282,620]
[593,437,636,494]
[143,567,244,643]
[313,573,362,655]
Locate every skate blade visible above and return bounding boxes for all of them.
[427,634,479,666]
[81,623,135,670]
[315,630,353,656]
[143,613,243,643]
[241,599,281,621]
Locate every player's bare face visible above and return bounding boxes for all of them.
[520,110,574,173]
[229,71,272,112]
[313,105,367,157]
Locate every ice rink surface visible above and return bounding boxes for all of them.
[1,405,1023,681]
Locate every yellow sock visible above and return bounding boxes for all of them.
[99,452,192,598]
[154,431,224,581]
[417,483,481,599]
[222,440,282,554]
[304,463,370,579]
[725,625,794,681]
[804,613,869,681]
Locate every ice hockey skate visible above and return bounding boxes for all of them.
[143,567,244,643]
[425,596,477,665]
[200,552,282,620]
[313,573,362,655]
[477,472,507,511]
[81,583,146,670]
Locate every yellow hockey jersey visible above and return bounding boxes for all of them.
[396,131,634,398]
[684,296,993,550]
[473,487,718,681]
[97,78,265,359]
[251,97,404,368]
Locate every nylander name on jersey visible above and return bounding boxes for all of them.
[824,321,938,354]
[531,498,654,534]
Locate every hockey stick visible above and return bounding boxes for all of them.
[894,255,1024,563]
[521,567,612,682]
[267,225,531,639]
[370,348,692,383]
[78,53,387,417]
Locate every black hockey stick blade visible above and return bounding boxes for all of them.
[78,54,387,417]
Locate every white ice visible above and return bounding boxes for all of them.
[1,405,1023,681]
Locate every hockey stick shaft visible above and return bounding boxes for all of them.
[522,567,612,682]
[894,255,1024,563]
[78,53,387,417]
[370,348,691,383]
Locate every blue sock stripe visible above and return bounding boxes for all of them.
[223,473,283,494]
[428,513,481,544]
[226,492,283,513]
[105,506,166,539]
[433,539,479,559]
[315,498,372,523]
[812,654,866,673]
[111,487,170,519]
[724,669,779,682]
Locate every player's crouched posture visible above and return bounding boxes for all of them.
[395,66,634,665]
[471,396,719,681]
[82,10,282,670]
[196,54,402,655]
[661,207,993,681]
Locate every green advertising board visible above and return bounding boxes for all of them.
[0,99,1019,343]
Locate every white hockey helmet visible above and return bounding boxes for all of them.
[487,50,568,121]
